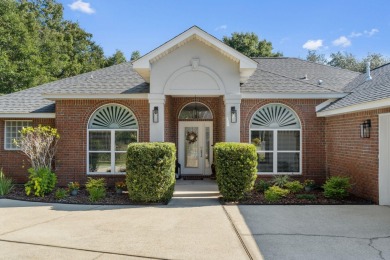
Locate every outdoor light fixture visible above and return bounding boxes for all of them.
[360,119,371,138]
[231,106,237,123]
[152,106,159,123]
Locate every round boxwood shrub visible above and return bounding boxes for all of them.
[126,142,176,203]
[323,176,352,199]
[214,142,258,201]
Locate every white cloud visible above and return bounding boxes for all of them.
[349,28,379,38]
[215,25,227,31]
[68,0,95,14]
[332,36,351,47]
[302,39,323,50]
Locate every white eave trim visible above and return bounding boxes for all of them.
[42,93,148,100]
[0,113,55,118]
[241,92,347,99]
[317,97,390,117]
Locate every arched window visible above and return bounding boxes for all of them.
[87,104,138,174]
[250,103,301,174]
[178,102,213,120]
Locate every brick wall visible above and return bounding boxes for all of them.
[325,108,390,203]
[0,118,55,183]
[55,99,149,186]
[240,99,327,183]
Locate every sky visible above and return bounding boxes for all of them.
[59,0,390,60]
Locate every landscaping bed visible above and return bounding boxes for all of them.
[1,185,166,205]
[234,188,372,205]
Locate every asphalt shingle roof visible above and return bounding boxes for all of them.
[320,63,390,112]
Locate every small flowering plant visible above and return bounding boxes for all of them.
[303,179,315,188]
[68,181,80,191]
[115,181,126,190]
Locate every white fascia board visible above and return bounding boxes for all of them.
[0,113,55,118]
[133,26,257,71]
[315,99,337,112]
[317,98,390,117]
[241,92,347,99]
[43,93,148,100]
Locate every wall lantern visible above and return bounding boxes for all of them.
[152,106,159,123]
[231,106,237,123]
[360,119,371,138]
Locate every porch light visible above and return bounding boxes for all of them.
[231,106,237,123]
[153,106,159,123]
[360,119,371,138]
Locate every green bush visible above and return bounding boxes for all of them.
[55,188,68,200]
[323,176,352,199]
[86,178,106,202]
[296,194,317,200]
[214,143,258,201]
[264,186,290,202]
[254,179,270,193]
[0,169,13,196]
[272,175,291,187]
[25,167,57,197]
[284,181,304,193]
[126,142,176,203]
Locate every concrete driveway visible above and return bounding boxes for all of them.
[225,205,390,260]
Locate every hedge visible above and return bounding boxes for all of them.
[126,142,176,203]
[214,142,258,201]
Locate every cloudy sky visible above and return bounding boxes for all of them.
[59,0,390,60]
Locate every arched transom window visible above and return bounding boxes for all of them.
[178,102,213,120]
[88,104,138,174]
[250,103,301,174]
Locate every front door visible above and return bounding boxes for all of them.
[178,121,213,175]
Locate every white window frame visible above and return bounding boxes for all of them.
[249,103,302,175]
[87,129,139,175]
[4,120,32,150]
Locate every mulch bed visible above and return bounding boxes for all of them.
[1,185,166,205]
[223,189,373,205]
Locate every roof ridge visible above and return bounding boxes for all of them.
[256,67,340,93]
[370,62,390,71]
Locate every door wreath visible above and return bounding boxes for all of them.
[186,131,198,144]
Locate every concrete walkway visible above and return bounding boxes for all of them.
[0,180,262,260]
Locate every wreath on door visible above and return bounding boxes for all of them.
[186,131,198,144]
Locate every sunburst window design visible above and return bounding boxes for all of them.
[89,105,138,129]
[251,104,300,129]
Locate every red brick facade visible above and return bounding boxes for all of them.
[0,118,55,183]
[240,99,327,184]
[325,108,390,203]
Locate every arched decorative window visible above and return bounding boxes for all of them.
[250,104,301,174]
[178,102,213,120]
[87,104,138,174]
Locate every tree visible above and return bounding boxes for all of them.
[306,51,327,65]
[130,50,141,61]
[223,32,282,57]
[105,50,127,67]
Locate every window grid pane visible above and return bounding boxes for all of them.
[277,131,300,151]
[5,121,32,149]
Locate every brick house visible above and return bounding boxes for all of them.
[0,26,389,204]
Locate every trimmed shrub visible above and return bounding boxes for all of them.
[0,169,13,196]
[86,178,106,202]
[255,179,270,193]
[272,175,291,187]
[55,188,68,200]
[214,143,257,201]
[323,176,352,199]
[264,186,290,202]
[126,142,176,203]
[284,181,304,193]
[25,167,57,197]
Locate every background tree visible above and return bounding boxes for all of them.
[306,50,327,65]
[223,32,282,57]
[130,50,141,61]
[105,50,127,67]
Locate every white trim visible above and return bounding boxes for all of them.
[0,113,55,118]
[379,113,390,205]
[315,99,337,112]
[43,93,148,100]
[4,120,33,150]
[317,97,390,117]
[242,92,346,99]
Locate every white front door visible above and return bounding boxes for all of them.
[178,121,213,175]
[379,113,390,205]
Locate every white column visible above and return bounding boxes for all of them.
[148,94,165,142]
[224,94,241,142]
